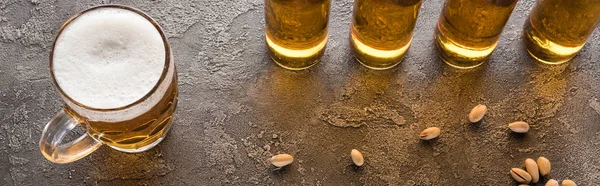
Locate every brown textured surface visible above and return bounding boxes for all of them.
[1,0,599,185]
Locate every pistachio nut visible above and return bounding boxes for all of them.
[419,127,441,140]
[510,168,532,184]
[562,179,576,186]
[270,154,294,167]
[468,104,487,123]
[537,157,551,177]
[545,179,558,186]
[525,158,539,183]
[350,149,364,166]
[508,121,530,133]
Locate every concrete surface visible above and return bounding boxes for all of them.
[1,0,599,185]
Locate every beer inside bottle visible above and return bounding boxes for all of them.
[435,0,518,69]
[523,0,600,64]
[264,0,330,70]
[350,0,422,70]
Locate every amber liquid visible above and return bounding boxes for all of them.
[67,77,178,152]
[350,0,422,70]
[435,0,518,69]
[524,0,600,64]
[264,0,330,70]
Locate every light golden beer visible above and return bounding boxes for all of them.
[350,0,422,70]
[264,0,330,70]
[435,0,518,69]
[49,6,179,153]
[68,78,178,151]
[40,5,179,164]
[524,0,600,64]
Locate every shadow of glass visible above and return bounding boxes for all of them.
[247,56,329,132]
[343,57,401,99]
[86,144,171,180]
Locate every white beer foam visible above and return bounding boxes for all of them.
[53,7,165,109]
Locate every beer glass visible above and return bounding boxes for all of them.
[524,0,600,64]
[435,0,518,69]
[264,0,331,70]
[350,0,423,70]
[39,5,178,164]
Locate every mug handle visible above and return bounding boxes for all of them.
[39,109,102,163]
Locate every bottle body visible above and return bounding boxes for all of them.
[350,0,423,70]
[523,0,600,64]
[264,0,331,70]
[435,0,518,69]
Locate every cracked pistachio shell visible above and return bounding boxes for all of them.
[545,179,558,186]
[419,127,440,140]
[562,180,577,186]
[468,104,487,123]
[525,158,539,183]
[270,154,294,167]
[350,149,364,166]
[537,157,551,177]
[510,168,532,184]
[508,121,530,133]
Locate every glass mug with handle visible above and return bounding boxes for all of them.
[39,5,178,163]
